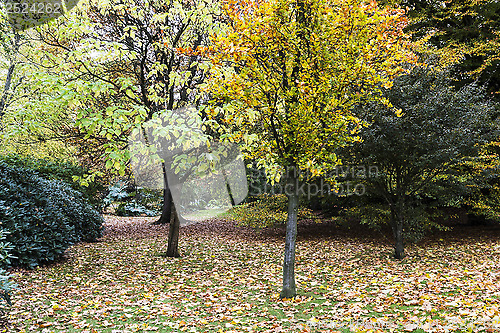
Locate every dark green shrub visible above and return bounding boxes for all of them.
[0,154,107,211]
[105,182,161,217]
[342,66,498,258]
[0,161,104,269]
[115,201,159,217]
[0,229,15,306]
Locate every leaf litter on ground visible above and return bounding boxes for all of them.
[4,215,500,332]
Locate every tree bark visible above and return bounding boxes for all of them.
[0,62,14,120]
[280,174,299,299]
[222,167,235,206]
[0,32,20,121]
[393,220,404,259]
[391,207,405,259]
[153,162,172,225]
[166,202,180,258]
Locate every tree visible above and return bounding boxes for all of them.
[402,0,500,97]
[344,66,498,259]
[0,13,80,161]
[0,30,20,121]
[205,0,414,298]
[128,105,248,257]
[33,0,220,256]
[398,0,500,225]
[454,137,500,223]
[0,15,24,123]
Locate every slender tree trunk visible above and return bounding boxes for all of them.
[393,220,404,259]
[280,174,299,299]
[391,168,406,259]
[391,206,405,259]
[166,202,180,258]
[0,32,20,121]
[222,167,235,206]
[0,63,14,120]
[153,162,172,225]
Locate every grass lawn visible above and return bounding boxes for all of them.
[5,216,500,332]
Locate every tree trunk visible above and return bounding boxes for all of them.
[222,167,236,206]
[0,62,14,120]
[393,221,404,259]
[166,202,180,258]
[391,207,405,259]
[280,174,299,299]
[0,32,20,121]
[153,162,172,225]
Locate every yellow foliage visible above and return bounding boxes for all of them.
[204,0,416,178]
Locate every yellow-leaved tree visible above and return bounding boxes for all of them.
[204,0,416,298]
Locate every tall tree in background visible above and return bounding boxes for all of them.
[400,0,500,96]
[205,0,415,298]
[0,15,76,160]
[0,16,24,123]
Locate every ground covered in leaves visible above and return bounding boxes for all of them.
[6,215,500,332]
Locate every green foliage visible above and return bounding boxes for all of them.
[30,0,220,179]
[342,65,498,257]
[403,0,500,96]
[226,194,315,229]
[456,140,500,221]
[347,65,497,201]
[104,183,161,217]
[0,161,104,269]
[0,154,107,211]
[104,183,135,204]
[246,165,270,199]
[0,229,15,307]
[115,201,159,217]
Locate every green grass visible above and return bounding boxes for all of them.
[184,208,230,222]
[6,216,500,332]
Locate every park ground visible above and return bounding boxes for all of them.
[5,215,500,332]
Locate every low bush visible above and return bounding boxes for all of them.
[104,182,161,217]
[0,229,15,307]
[0,154,107,210]
[0,161,104,269]
[226,194,315,228]
[115,201,159,217]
